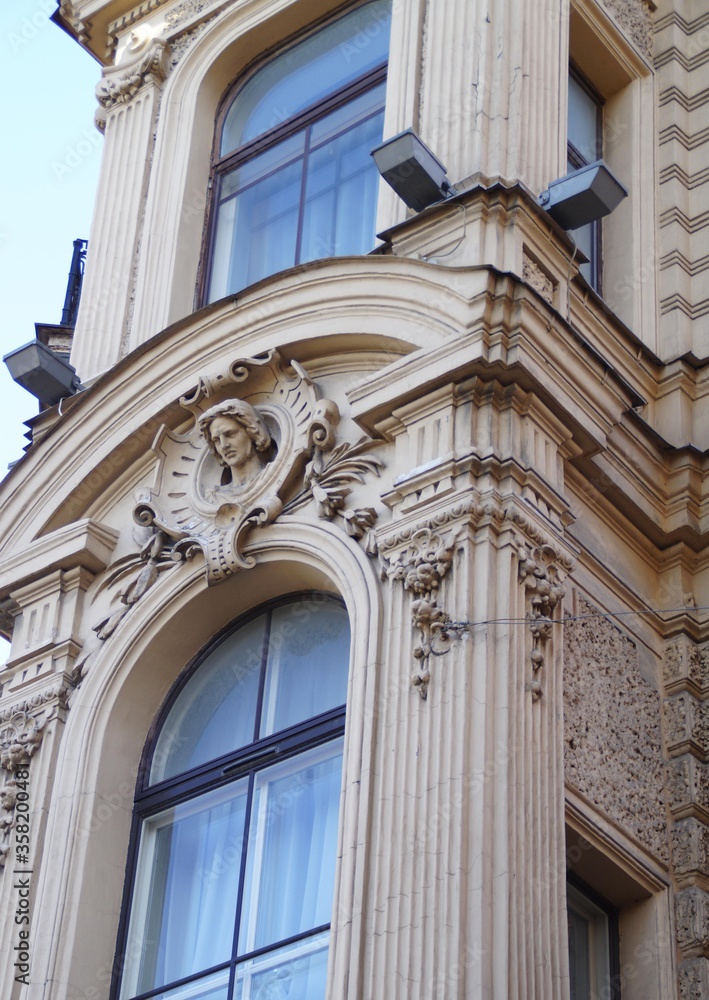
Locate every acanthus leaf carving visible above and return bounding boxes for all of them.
[96,36,168,111]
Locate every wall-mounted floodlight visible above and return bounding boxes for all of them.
[4,339,81,408]
[539,160,628,230]
[371,129,452,212]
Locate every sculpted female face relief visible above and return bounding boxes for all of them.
[198,400,272,490]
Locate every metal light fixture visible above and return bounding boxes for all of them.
[539,160,628,230]
[4,339,81,408]
[371,128,452,212]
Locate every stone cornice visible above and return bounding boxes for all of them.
[0,520,118,601]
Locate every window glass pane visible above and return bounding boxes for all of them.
[209,154,302,300]
[122,781,248,998]
[567,884,611,1000]
[151,616,266,783]
[143,970,230,1000]
[259,600,350,738]
[238,740,344,954]
[567,907,590,1000]
[233,931,330,1000]
[568,74,599,164]
[301,104,384,263]
[221,0,391,153]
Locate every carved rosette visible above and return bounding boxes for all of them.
[0,686,71,868]
[517,540,567,701]
[379,520,464,698]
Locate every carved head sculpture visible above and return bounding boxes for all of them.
[198,399,272,489]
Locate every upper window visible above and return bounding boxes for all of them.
[115,595,351,1000]
[567,67,603,291]
[205,1,392,302]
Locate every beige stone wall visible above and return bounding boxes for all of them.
[1,0,708,997]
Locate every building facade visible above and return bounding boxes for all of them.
[0,1,707,998]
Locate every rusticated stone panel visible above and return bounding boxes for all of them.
[678,957,709,1000]
[564,597,668,860]
[599,0,653,57]
[671,818,709,881]
[676,887,709,957]
[666,756,709,817]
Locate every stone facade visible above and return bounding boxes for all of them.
[0,1,707,999]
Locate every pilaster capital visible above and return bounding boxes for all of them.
[96,35,169,112]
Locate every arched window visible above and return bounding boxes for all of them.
[205,0,392,302]
[115,594,351,1000]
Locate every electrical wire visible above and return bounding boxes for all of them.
[439,606,709,632]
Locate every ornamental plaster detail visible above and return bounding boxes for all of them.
[96,36,169,111]
[282,439,383,546]
[522,251,555,305]
[0,685,72,868]
[517,541,566,701]
[165,0,223,28]
[564,596,668,860]
[96,352,383,638]
[379,517,466,698]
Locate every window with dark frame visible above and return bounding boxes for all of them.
[114,594,351,1000]
[567,67,604,292]
[204,0,392,304]
[567,874,621,1000]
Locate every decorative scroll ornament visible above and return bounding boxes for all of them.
[132,351,344,587]
[0,687,71,867]
[96,35,168,112]
[380,525,461,698]
[517,541,566,700]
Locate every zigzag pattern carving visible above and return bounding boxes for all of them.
[655,0,709,356]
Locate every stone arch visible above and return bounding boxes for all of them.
[29,518,382,998]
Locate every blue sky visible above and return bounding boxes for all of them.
[0,2,102,475]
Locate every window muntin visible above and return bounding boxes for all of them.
[567,68,603,291]
[206,1,391,303]
[118,596,350,1000]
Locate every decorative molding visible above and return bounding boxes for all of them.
[522,251,555,305]
[380,522,462,698]
[96,37,169,111]
[518,541,566,700]
[94,352,384,639]
[282,438,382,546]
[0,685,72,868]
[165,0,223,29]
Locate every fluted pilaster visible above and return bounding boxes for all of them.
[70,38,168,382]
[417,0,565,195]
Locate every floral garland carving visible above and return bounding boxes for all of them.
[380,523,462,698]
[517,541,567,700]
